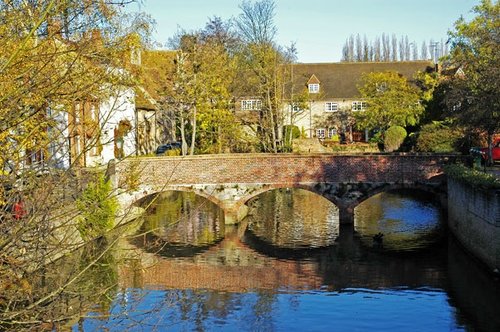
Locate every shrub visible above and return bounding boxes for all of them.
[445,164,500,190]
[416,122,462,153]
[76,172,118,240]
[283,125,301,144]
[384,126,407,152]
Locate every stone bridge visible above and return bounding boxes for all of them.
[111,153,459,225]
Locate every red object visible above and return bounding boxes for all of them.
[13,201,25,220]
[479,138,500,162]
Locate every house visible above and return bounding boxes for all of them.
[23,32,138,170]
[286,61,435,140]
[235,60,434,141]
[65,86,136,167]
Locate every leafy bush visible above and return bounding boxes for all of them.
[384,126,407,152]
[416,122,462,153]
[445,164,500,190]
[283,125,301,144]
[76,172,118,240]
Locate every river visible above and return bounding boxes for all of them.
[71,189,500,331]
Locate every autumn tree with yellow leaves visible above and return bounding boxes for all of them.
[0,1,150,330]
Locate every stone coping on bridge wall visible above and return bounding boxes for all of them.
[131,152,462,161]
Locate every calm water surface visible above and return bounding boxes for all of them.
[74,189,500,331]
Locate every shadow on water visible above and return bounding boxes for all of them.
[446,236,500,332]
[129,228,225,258]
[242,227,334,260]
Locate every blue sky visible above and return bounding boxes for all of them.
[131,0,479,63]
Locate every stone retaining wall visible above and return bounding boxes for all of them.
[448,178,500,273]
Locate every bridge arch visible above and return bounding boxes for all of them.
[131,186,227,212]
[234,183,343,209]
[343,182,447,213]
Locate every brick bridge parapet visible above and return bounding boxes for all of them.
[111,153,459,224]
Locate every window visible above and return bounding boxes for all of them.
[316,128,326,139]
[308,83,320,94]
[325,102,338,112]
[291,104,302,112]
[328,128,337,138]
[352,101,367,111]
[241,99,262,111]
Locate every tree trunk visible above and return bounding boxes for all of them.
[487,132,493,166]
[190,105,197,156]
[180,116,188,156]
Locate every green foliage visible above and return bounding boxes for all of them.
[383,126,407,152]
[76,173,118,241]
[445,164,500,190]
[355,71,424,131]
[119,159,141,191]
[416,122,462,153]
[283,125,301,143]
[446,0,500,137]
[166,149,181,156]
[369,131,383,144]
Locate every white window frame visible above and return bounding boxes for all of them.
[352,101,367,111]
[325,102,338,112]
[308,83,320,94]
[328,128,337,138]
[241,99,262,111]
[316,128,326,139]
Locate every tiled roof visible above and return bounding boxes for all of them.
[289,61,435,99]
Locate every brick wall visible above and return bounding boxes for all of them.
[115,154,455,187]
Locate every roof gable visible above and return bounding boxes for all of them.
[307,74,320,85]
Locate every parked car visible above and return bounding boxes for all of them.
[470,137,500,165]
[155,142,181,156]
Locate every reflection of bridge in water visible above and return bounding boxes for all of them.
[113,154,459,225]
[120,223,447,293]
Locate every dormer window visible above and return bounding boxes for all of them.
[307,74,320,94]
[308,83,320,93]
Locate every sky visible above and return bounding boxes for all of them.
[130,0,480,63]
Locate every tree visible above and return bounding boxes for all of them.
[355,33,363,61]
[234,0,290,153]
[0,0,149,329]
[446,0,500,164]
[234,0,277,45]
[355,71,424,131]
[421,40,428,59]
[167,17,246,155]
[391,34,398,61]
